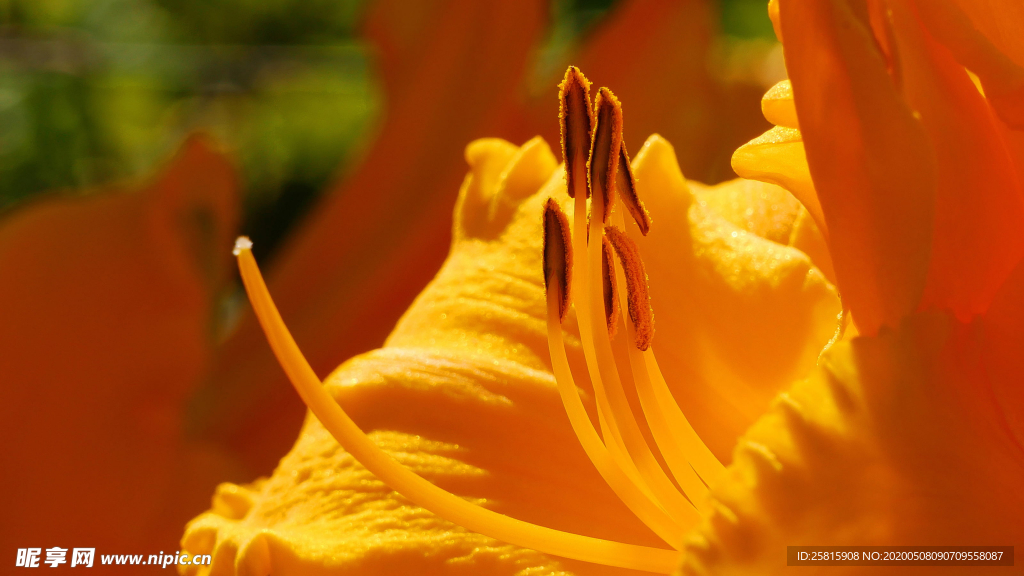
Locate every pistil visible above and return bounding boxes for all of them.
[234,236,680,573]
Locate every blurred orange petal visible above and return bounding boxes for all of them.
[983,255,1024,454]
[780,0,935,335]
[923,0,1024,128]
[681,312,1024,575]
[0,135,239,553]
[889,2,1024,319]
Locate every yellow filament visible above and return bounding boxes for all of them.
[609,214,709,508]
[643,350,726,487]
[587,191,698,526]
[572,191,652,499]
[234,239,680,574]
[546,289,684,548]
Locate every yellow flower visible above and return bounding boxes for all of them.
[184,0,1024,572]
[180,64,839,574]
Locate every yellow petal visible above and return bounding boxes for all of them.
[787,208,836,285]
[630,135,840,465]
[690,177,802,247]
[680,312,1024,575]
[182,351,666,576]
[760,80,799,129]
[730,127,827,239]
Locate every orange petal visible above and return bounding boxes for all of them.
[0,135,239,553]
[983,255,1024,452]
[949,0,1024,67]
[681,312,1024,574]
[889,2,1024,319]
[780,0,935,335]
[768,0,782,43]
[914,0,1024,130]
[787,207,836,285]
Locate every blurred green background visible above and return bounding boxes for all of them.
[0,0,774,260]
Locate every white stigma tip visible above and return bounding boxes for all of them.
[233,236,253,256]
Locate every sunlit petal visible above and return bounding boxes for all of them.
[780,0,935,335]
[630,136,840,464]
[681,312,1024,575]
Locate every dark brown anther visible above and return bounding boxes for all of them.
[588,87,623,222]
[605,225,654,350]
[559,66,594,199]
[543,198,573,322]
[615,142,651,235]
[602,235,620,336]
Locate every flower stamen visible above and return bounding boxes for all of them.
[588,88,622,223]
[559,66,594,200]
[615,142,652,235]
[602,235,620,334]
[543,198,573,322]
[605,216,714,503]
[605,225,654,351]
[556,67,726,530]
[578,85,700,527]
[543,201,685,547]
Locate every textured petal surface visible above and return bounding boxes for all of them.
[688,178,802,247]
[629,136,840,465]
[679,312,1024,575]
[688,177,834,282]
